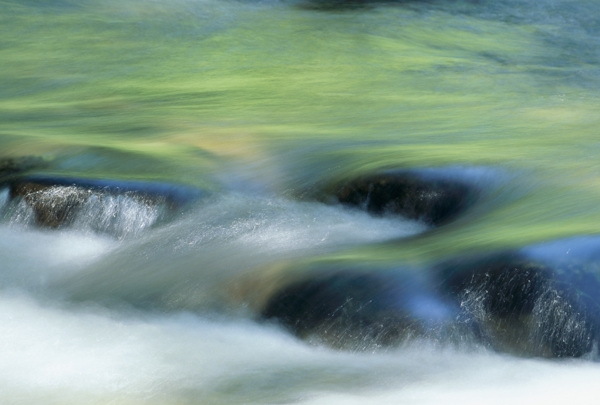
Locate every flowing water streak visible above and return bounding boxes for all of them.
[1,185,599,404]
[2,0,600,403]
[0,191,433,403]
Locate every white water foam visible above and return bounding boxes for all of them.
[1,292,599,405]
[71,192,165,238]
[0,225,116,289]
[180,193,429,253]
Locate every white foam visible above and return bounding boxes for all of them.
[72,193,164,238]
[0,226,116,288]
[295,354,600,405]
[179,193,428,254]
[2,293,599,405]
[0,293,324,403]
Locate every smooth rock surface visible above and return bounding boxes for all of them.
[330,169,479,226]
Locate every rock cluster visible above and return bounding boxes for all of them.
[260,168,600,358]
[1,158,204,235]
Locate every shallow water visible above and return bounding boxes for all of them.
[2,0,600,403]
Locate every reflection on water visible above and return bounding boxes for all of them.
[2,0,600,403]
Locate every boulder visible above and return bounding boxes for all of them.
[260,237,600,358]
[437,244,600,358]
[10,182,91,228]
[329,169,479,226]
[0,156,46,183]
[261,269,465,349]
[5,175,205,232]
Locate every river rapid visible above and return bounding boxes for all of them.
[2,0,600,403]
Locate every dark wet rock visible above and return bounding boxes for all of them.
[329,169,479,226]
[11,175,203,208]
[0,156,47,183]
[437,249,600,358]
[439,253,553,319]
[261,270,464,349]
[260,237,600,358]
[4,175,205,232]
[10,182,91,228]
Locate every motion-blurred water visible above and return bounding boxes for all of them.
[2,0,600,403]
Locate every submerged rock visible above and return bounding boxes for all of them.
[329,169,479,226]
[260,237,600,358]
[3,175,205,235]
[0,156,47,182]
[261,269,466,349]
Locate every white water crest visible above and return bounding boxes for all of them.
[1,292,599,404]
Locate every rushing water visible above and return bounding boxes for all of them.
[2,0,600,403]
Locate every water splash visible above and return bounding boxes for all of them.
[1,185,168,239]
